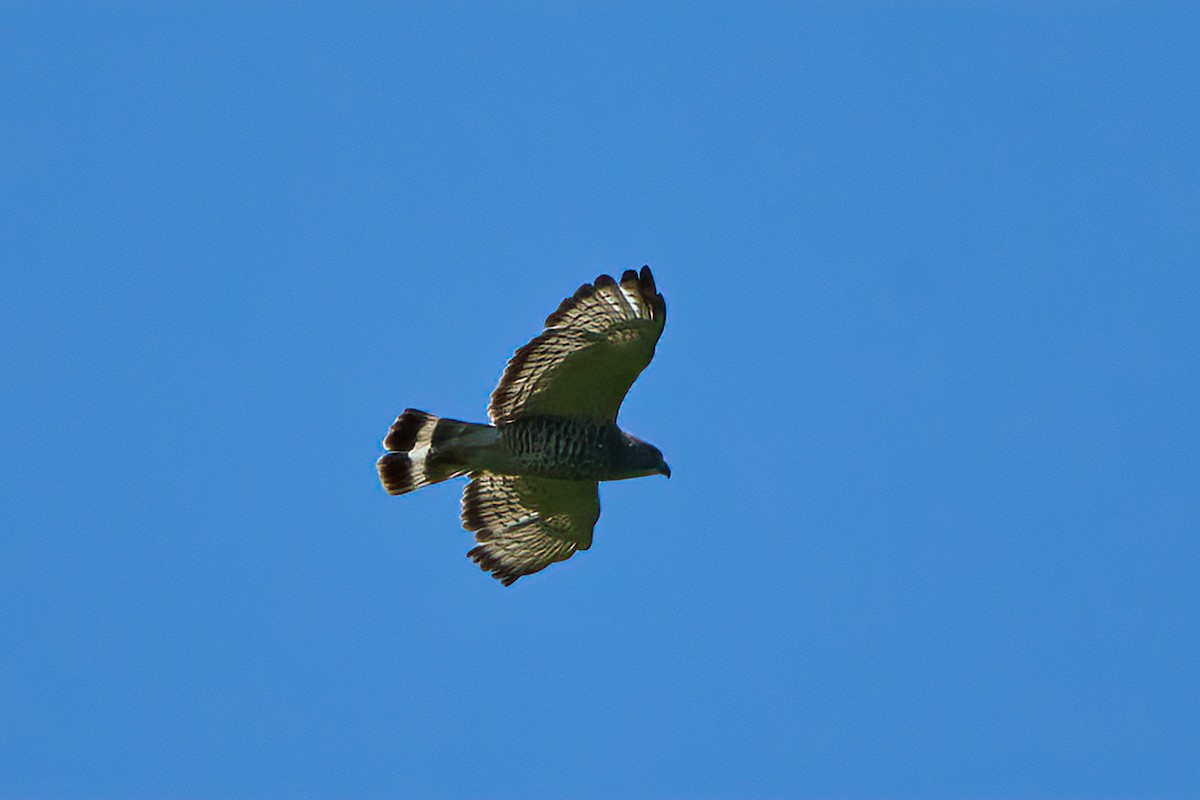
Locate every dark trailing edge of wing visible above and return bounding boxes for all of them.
[543,264,665,328]
[466,545,521,586]
[460,476,489,534]
[461,479,527,586]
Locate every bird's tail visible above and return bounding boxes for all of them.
[377,409,497,495]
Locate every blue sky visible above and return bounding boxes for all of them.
[2,4,1198,798]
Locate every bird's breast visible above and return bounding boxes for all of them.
[500,416,621,480]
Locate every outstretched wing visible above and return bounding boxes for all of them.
[461,474,600,586]
[488,266,666,425]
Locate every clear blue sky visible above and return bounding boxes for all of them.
[2,5,1197,798]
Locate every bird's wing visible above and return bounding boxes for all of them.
[488,266,666,425]
[461,474,600,585]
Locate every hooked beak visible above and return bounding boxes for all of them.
[659,461,671,479]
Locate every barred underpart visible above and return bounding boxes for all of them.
[500,415,623,480]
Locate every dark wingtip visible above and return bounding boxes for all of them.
[639,265,656,294]
[542,265,664,331]
[467,546,520,586]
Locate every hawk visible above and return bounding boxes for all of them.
[377,266,669,585]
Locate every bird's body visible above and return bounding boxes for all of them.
[498,416,663,481]
[377,266,668,585]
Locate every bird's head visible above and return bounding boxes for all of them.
[616,432,671,479]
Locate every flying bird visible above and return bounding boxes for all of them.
[377,266,669,585]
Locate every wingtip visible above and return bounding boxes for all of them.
[467,545,521,586]
[639,265,656,294]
